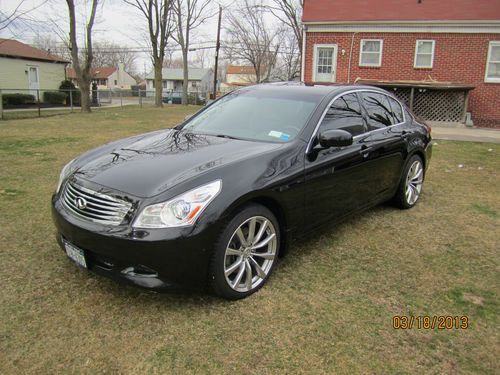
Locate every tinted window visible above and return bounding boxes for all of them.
[361,92,394,129]
[319,93,366,136]
[387,96,404,123]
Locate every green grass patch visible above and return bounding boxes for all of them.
[0,137,81,152]
[0,188,25,197]
[0,107,498,374]
[471,203,498,218]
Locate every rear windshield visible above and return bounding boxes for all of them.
[181,89,320,142]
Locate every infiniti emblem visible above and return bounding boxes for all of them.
[75,197,87,210]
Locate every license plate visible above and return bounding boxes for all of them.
[64,241,87,269]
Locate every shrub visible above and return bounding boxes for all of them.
[43,91,68,104]
[59,80,81,105]
[2,93,36,106]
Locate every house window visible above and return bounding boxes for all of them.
[414,40,435,68]
[359,39,383,67]
[114,80,117,85]
[485,41,500,83]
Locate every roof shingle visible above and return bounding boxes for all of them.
[302,0,500,23]
[66,67,117,79]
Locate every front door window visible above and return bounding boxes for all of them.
[28,66,39,96]
[315,46,336,82]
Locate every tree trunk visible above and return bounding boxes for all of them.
[181,48,188,105]
[79,79,91,112]
[154,60,163,107]
[255,65,261,83]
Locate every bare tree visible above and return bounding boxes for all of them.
[190,47,212,68]
[66,0,99,112]
[225,0,280,83]
[162,47,185,68]
[266,0,303,54]
[273,28,300,81]
[32,34,72,61]
[124,0,174,107]
[172,0,213,105]
[92,41,138,75]
[0,0,49,34]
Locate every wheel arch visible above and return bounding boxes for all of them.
[222,195,289,257]
[409,149,426,170]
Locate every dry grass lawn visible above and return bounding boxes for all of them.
[0,106,499,374]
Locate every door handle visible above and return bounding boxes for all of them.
[360,145,372,158]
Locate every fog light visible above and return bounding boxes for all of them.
[121,265,158,278]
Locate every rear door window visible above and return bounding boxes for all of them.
[360,92,394,130]
[387,96,404,124]
[319,93,366,136]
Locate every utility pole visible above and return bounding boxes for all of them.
[212,5,222,100]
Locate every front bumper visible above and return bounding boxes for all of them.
[52,194,222,292]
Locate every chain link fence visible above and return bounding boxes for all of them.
[0,87,236,120]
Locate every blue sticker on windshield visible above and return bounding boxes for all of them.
[268,131,290,141]
[279,133,290,141]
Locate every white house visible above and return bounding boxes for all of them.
[0,38,68,95]
[223,65,258,87]
[67,63,136,90]
[145,68,213,95]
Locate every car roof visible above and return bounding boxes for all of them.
[236,82,388,101]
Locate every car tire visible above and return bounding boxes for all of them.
[394,154,425,209]
[209,204,280,300]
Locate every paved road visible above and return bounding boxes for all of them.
[431,126,500,144]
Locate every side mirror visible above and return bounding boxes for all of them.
[318,129,353,148]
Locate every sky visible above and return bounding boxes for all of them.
[0,0,258,73]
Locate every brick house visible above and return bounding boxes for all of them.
[301,0,500,127]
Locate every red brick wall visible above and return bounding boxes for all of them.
[304,32,500,128]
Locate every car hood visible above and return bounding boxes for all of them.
[73,129,282,198]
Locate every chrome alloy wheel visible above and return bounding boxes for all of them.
[224,216,277,292]
[405,160,424,205]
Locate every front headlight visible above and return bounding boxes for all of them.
[56,159,75,194]
[133,180,222,228]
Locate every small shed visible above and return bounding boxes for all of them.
[356,79,475,123]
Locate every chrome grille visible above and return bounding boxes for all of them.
[61,182,132,225]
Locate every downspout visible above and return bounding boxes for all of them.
[347,32,357,84]
[301,25,307,82]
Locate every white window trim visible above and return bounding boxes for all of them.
[359,39,383,67]
[312,44,338,82]
[485,41,500,83]
[414,40,435,68]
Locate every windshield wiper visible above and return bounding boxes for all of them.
[213,134,241,140]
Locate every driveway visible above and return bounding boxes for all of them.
[431,126,500,144]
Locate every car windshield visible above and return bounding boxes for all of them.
[181,88,320,142]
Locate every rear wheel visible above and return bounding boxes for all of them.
[209,204,280,300]
[394,155,425,209]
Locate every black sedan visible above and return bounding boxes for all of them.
[52,83,432,299]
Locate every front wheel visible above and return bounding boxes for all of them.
[394,155,425,209]
[209,204,280,300]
